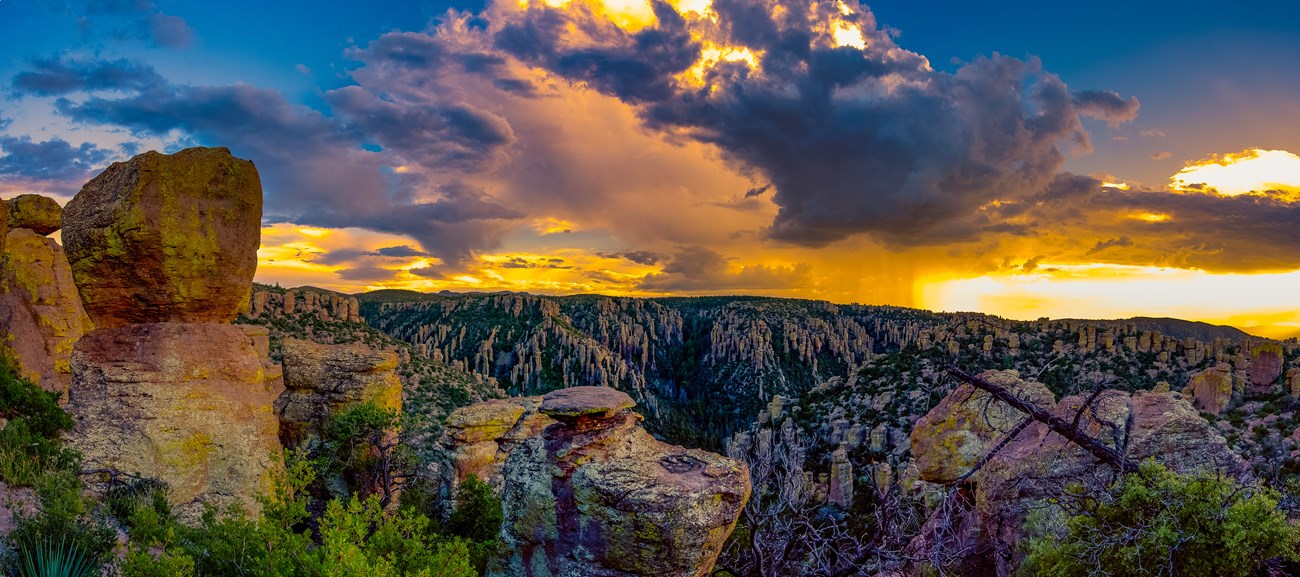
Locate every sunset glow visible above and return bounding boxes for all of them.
[1172,149,1300,196]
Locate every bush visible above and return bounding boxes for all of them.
[0,359,73,438]
[2,471,117,577]
[121,452,479,577]
[444,475,502,573]
[0,359,79,487]
[1019,460,1300,577]
[316,401,414,507]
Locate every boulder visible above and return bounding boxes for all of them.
[909,370,1055,484]
[0,228,94,397]
[441,397,556,493]
[479,387,750,577]
[1248,342,1284,393]
[275,338,402,448]
[974,390,1245,576]
[61,147,262,328]
[66,323,284,521]
[1183,363,1234,414]
[5,194,62,235]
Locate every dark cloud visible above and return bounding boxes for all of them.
[371,245,431,258]
[992,173,1300,272]
[1072,90,1141,128]
[0,135,111,186]
[597,250,664,265]
[82,0,195,48]
[489,0,1135,249]
[11,57,165,96]
[744,183,773,198]
[638,245,810,291]
[55,75,521,269]
[1087,235,1134,255]
[1020,255,1045,273]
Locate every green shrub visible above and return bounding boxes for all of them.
[0,359,73,438]
[1019,460,1300,577]
[444,475,502,574]
[16,535,99,577]
[2,471,117,577]
[316,401,414,507]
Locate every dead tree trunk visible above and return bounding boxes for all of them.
[943,364,1138,474]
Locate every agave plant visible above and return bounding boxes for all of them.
[17,536,99,577]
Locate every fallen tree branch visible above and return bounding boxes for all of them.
[943,364,1138,474]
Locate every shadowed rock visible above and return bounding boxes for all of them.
[275,338,401,448]
[5,194,61,235]
[61,147,261,328]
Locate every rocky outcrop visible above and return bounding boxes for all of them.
[974,389,1245,575]
[247,288,361,324]
[275,338,402,448]
[1248,342,1284,393]
[441,397,555,493]
[1183,363,1235,414]
[0,224,94,397]
[445,387,750,577]
[909,372,1246,576]
[67,323,283,519]
[61,147,262,329]
[64,147,282,521]
[5,194,61,236]
[909,370,1054,484]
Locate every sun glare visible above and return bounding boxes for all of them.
[920,265,1300,339]
[1171,148,1300,196]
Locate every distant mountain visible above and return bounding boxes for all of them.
[1057,316,1253,342]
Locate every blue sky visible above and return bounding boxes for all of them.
[3,0,1300,334]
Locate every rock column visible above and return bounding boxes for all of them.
[62,147,283,520]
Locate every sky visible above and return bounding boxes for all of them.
[2,0,1300,337]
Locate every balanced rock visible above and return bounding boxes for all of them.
[5,194,62,235]
[974,390,1245,576]
[66,323,284,520]
[275,338,402,448]
[476,386,749,577]
[0,228,94,396]
[1183,363,1234,414]
[61,147,262,328]
[909,370,1054,484]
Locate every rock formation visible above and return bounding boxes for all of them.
[1248,342,1284,393]
[909,370,1054,484]
[5,194,62,236]
[68,323,284,519]
[1183,363,1235,414]
[0,196,93,397]
[61,147,262,329]
[445,387,749,577]
[247,287,361,324]
[63,147,282,520]
[275,338,402,448]
[910,370,1246,576]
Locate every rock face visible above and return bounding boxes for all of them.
[67,323,283,519]
[974,389,1245,575]
[0,228,94,396]
[451,387,750,577]
[64,147,282,521]
[5,194,62,235]
[61,147,262,329]
[442,397,555,492]
[275,338,402,448]
[1183,363,1235,414]
[909,372,1246,577]
[909,370,1055,484]
[1248,342,1284,393]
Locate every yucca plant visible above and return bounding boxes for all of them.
[17,536,100,577]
